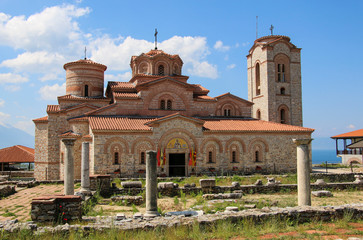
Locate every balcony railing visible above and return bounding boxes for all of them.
[337,149,363,155]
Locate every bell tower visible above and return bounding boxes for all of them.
[247,35,303,126]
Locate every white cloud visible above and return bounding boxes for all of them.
[90,35,218,79]
[214,40,230,52]
[0,73,28,84]
[187,61,218,79]
[13,120,35,136]
[90,36,153,71]
[105,72,132,81]
[0,112,10,127]
[1,51,66,74]
[0,5,90,52]
[39,82,66,100]
[227,64,236,69]
[0,99,4,107]
[347,124,355,129]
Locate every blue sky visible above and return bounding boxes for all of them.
[0,0,362,149]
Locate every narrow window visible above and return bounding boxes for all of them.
[160,100,165,110]
[140,152,145,165]
[278,64,286,82]
[280,109,286,124]
[224,109,231,116]
[114,152,119,165]
[255,151,259,162]
[232,151,236,163]
[167,100,172,110]
[158,65,165,75]
[280,87,285,95]
[255,63,261,95]
[84,85,89,97]
[257,110,261,120]
[208,151,213,163]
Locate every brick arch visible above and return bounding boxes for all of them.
[277,104,290,124]
[158,128,198,151]
[131,137,156,154]
[225,137,246,153]
[347,157,362,165]
[145,87,188,110]
[215,101,241,116]
[103,137,129,154]
[200,137,223,154]
[248,138,269,153]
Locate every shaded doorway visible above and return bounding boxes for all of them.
[169,153,185,176]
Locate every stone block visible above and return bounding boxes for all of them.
[254,179,263,186]
[232,182,240,187]
[354,175,363,184]
[225,206,239,212]
[121,181,142,188]
[199,179,215,188]
[244,204,256,209]
[315,179,327,185]
[312,190,333,197]
[116,213,126,221]
[158,182,175,189]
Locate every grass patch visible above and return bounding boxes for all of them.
[2,209,16,217]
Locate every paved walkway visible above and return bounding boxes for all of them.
[0,184,64,221]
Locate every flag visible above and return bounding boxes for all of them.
[157,149,161,166]
[188,149,193,166]
[160,148,164,167]
[162,148,166,167]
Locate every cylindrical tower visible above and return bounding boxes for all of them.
[63,59,107,98]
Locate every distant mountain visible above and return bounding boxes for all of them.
[0,125,34,149]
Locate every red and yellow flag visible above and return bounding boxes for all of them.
[157,149,161,166]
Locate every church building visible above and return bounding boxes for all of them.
[33,35,314,180]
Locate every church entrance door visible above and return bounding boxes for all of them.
[168,153,185,176]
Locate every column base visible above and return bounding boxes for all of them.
[144,211,160,218]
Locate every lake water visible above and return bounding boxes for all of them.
[312,149,341,164]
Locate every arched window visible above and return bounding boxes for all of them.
[167,100,172,110]
[256,110,261,120]
[280,109,286,124]
[208,151,213,163]
[84,85,89,97]
[140,152,145,165]
[158,65,165,75]
[255,63,261,95]
[224,109,231,116]
[232,151,237,163]
[277,64,286,82]
[114,152,119,165]
[160,100,165,110]
[280,87,285,95]
[255,150,260,162]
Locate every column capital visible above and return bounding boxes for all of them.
[62,138,76,146]
[293,138,313,146]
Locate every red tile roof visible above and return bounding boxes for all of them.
[114,92,140,99]
[331,129,363,139]
[144,49,179,58]
[89,117,154,131]
[195,95,215,100]
[87,115,313,133]
[0,145,34,163]
[203,119,314,133]
[33,116,48,123]
[192,84,210,93]
[108,82,135,90]
[47,105,60,113]
[58,95,109,101]
[63,59,107,71]
[59,131,81,138]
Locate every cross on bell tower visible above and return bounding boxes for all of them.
[270,25,274,35]
[154,28,158,50]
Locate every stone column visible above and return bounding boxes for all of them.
[293,139,313,206]
[145,150,160,218]
[62,138,76,195]
[80,142,91,193]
